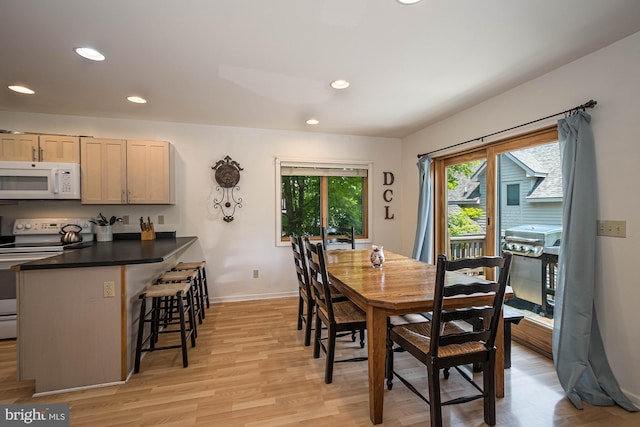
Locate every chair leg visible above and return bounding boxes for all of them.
[359,329,365,348]
[134,295,147,373]
[386,332,394,390]
[427,360,443,427]
[483,351,497,426]
[297,294,304,331]
[304,299,314,347]
[313,312,322,359]
[325,324,337,384]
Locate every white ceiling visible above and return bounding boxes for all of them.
[2,0,640,138]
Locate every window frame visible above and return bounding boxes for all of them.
[275,157,372,246]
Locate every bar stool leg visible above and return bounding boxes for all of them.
[135,295,147,373]
[201,266,210,309]
[177,291,189,368]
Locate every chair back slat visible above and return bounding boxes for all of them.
[441,307,495,323]
[304,237,335,322]
[322,226,356,249]
[429,252,513,357]
[443,282,500,297]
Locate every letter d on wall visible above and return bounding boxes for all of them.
[383,172,395,186]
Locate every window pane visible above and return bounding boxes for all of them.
[498,141,562,326]
[506,184,520,206]
[281,176,321,237]
[327,176,364,235]
[446,160,486,260]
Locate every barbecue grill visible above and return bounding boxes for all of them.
[502,224,561,317]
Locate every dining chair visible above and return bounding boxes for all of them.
[321,226,355,249]
[290,234,314,346]
[304,237,367,384]
[386,252,512,427]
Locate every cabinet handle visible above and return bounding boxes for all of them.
[122,190,126,203]
[32,147,37,162]
[39,147,44,161]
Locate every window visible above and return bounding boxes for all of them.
[276,159,371,244]
[506,184,520,206]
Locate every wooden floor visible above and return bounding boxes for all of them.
[0,297,637,426]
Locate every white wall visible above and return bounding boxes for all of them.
[401,31,640,405]
[0,113,402,302]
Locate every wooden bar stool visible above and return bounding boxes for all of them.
[158,269,204,324]
[134,282,197,373]
[173,261,209,309]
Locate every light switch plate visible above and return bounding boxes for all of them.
[597,220,626,238]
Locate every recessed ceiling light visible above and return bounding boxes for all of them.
[306,119,319,125]
[330,79,350,90]
[74,47,106,61]
[127,96,147,104]
[397,0,422,4]
[8,85,35,95]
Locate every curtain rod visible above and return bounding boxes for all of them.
[417,99,597,158]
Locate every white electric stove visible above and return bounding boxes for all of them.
[0,218,95,339]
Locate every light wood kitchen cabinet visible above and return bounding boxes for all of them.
[81,138,127,204]
[38,134,81,163]
[80,138,175,204]
[0,134,38,161]
[125,140,175,204]
[0,134,79,162]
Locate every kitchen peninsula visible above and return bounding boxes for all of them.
[13,237,198,394]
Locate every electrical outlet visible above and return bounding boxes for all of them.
[122,215,129,225]
[253,269,259,279]
[103,281,116,298]
[158,215,165,225]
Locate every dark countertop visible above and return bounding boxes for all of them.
[13,237,198,271]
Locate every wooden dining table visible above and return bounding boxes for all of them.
[325,249,511,425]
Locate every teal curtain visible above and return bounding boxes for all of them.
[412,155,433,263]
[553,111,637,411]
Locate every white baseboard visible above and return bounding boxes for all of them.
[622,387,640,408]
[210,291,297,304]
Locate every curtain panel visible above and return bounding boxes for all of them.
[412,155,433,263]
[553,111,637,411]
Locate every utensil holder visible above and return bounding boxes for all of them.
[141,224,156,241]
[96,225,113,242]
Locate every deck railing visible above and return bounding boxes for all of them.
[449,234,486,260]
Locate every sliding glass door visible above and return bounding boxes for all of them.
[435,126,559,352]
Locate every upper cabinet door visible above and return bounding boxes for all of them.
[80,137,127,204]
[0,134,39,161]
[39,135,80,163]
[126,140,174,204]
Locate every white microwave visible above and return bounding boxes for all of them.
[0,161,81,200]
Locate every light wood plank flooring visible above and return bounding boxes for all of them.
[0,297,637,426]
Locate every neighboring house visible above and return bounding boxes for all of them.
[449,142,563,236]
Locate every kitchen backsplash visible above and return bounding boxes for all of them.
[0,200,177,236]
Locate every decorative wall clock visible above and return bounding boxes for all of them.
[211,155,243,222]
